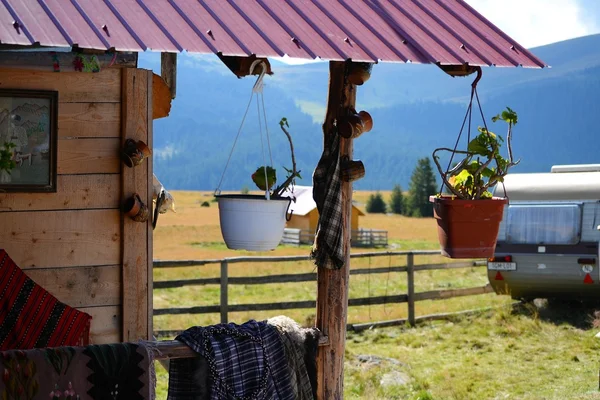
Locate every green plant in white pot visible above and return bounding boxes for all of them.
[217,118,301,251]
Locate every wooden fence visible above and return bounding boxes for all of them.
[153,251,491,337]
[281,228,388,247]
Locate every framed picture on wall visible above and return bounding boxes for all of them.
[0,89,58,192]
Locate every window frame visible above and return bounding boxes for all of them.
[505,202,584,245]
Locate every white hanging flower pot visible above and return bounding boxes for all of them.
[215,61,300,252]
[217,194,292,251]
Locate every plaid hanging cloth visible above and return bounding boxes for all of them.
[168,320,295,400]
[311,132,345,270]
[0,249,92,351]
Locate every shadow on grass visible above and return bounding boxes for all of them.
[512,298,600,330]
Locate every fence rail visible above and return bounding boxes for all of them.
[153,251,490,336]
[281,228,388,247]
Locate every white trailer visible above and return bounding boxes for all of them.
[488,165,600,301]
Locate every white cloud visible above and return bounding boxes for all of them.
[272,55,325,66]
[465,0,599,48]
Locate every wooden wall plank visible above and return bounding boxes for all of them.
[80,306,121,344]
[121,68,152,341]
[24,265,121,308]
[0,68,121,102]
[58,138,120,174]
[59,103,121,138]
[0,174,119,211]
[0,209,121,268]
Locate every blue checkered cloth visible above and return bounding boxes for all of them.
[168,320,295,400]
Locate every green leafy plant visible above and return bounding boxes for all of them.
[432,107,519,200]
[251,117,302,197]
[0,141,16,175]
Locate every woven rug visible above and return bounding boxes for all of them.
[0,342,155,399]
[0,249,92,351]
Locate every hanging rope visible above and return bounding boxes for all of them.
[214,90,256,196]
[438,67,485,195]
[256,92,270,200]
[260,92,274,167]
[215,61,273,199]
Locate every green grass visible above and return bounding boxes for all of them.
[152,225,600,399]
[153,300,600,399]
[342,301,600,399]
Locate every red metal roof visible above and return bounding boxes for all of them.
[0,0,546,68]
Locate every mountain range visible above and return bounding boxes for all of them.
[139,34,600,191]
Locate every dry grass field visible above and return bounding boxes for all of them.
[153,190,439,260]
[152,190,600,400]
[153,190,495,331]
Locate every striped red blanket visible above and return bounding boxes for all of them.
[0,249,92,350]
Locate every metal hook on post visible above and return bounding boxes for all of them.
[249,60,267,94]
[471,66,483,89]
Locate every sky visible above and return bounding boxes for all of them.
[465,0,600,48]
[277,0,600,65]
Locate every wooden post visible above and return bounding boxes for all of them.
[220,260,229,324]
[407,252,416,327]
[121,68,153,341]
[161,53,177,99]
[316,61,356,400]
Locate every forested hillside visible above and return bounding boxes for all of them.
[141,34,600,191]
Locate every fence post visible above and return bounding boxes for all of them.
[407,252,415,327]
[220,260,228,324]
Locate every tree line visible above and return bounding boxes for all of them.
[365,157,437,217]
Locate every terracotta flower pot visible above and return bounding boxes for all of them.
[430,196,508,259]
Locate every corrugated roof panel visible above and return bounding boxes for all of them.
[0,0,546,68]
[42,0,107,49]
[317,0,404,62]
[108,0,179,52]
[226,0,298,58]
[73,0,143,51]
[378,0,459,64]
[8,0,69,47]
[172,0,248,56]
[449,0,544,67]
[304,0,382,62]
[344,0,425,63]
[424,0,505,66]
[139,0,211,53]
[0,4,30,46]
[204,0,277,57]
[402,1,488,64]
[261,0,342,60]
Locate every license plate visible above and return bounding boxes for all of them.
[488,262,517,271]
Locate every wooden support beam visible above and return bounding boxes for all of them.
[160,52,177,99]
[121,68,153,341]
[316,61,356,400]
[0,51,136,71]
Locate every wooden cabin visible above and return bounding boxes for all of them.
[286,185,364,237]
[0,54,159,343]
